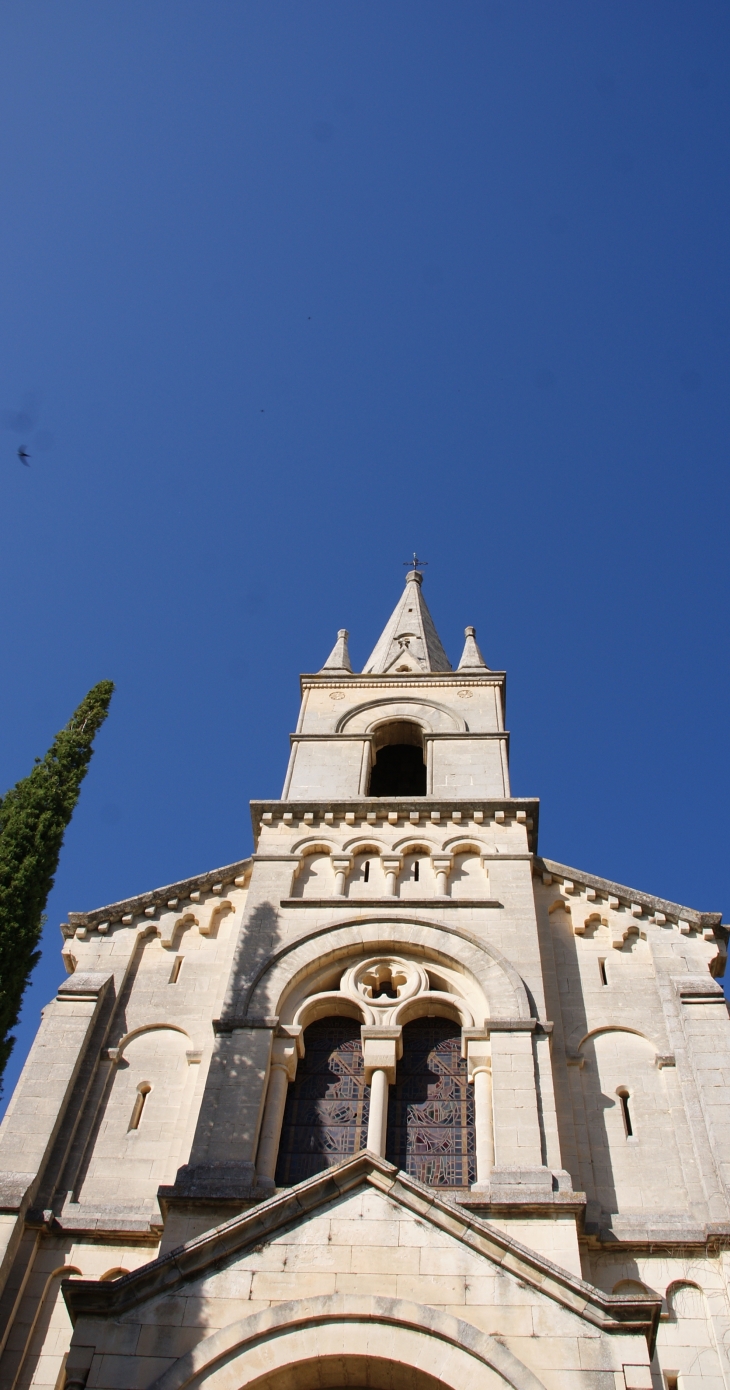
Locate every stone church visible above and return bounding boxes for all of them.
[0,567,728,1390]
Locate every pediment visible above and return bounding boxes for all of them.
[65,1152,658,1345]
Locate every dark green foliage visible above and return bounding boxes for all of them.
[0,680,114,1086]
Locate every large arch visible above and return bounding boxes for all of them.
[111,1022,192,1059]
[336,698,467,734]
[566,1024,662,1058]
[145,1295,550,1390]
[242,917,530,1025]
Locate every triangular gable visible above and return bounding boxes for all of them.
[64,1152,658,1344]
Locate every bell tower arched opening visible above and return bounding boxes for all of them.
[368,720,426,796]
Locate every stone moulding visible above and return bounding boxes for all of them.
[141,1295,551,1390]
[299,670,507,690]
[64,858,252,932]
[458,1189,586,1216]
[279,896,503,908]
[62,1150,661,1347]
[537,856,724,935]
[231,913,533,1025]
[250,797,540,842]
[674,975,727,1003]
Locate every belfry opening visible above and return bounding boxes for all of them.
[368,719,426,796]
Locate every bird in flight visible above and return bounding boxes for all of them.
[17,447,30,466]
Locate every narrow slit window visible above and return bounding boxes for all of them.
[618,1089,633,1137]
[363,861,370,883]
[665,1375,679,1390]
[169,955,184,984]
[128,1083,151,1132]
[414,860,420,882]
[598,958,608,986]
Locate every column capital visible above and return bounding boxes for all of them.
[361,1026,402,1084]
[271,1034,299,1082]
[462,1028,491,1080]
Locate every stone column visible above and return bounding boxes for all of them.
[432,856,452,898]
[382,857,401,898]
[424,735,434,794]
[367,1069,389,1156]
[255,1032,301,1187]
[463,1028,494,1188]
[358,736,375,795]
[332,857,352,898]
[488,1020,552,1198]
[361,1027,402,1157]
[473,1067,494,1184]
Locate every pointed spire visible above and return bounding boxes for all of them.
[320,628,352,674]
[457,625,489,671]
[362,570,452,674]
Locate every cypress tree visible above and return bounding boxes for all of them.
[0,680,114,1086]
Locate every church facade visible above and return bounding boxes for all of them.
[0,569,728,1390]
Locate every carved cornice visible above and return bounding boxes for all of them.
[251,798,540,845]
[66,858,253,931]
[537,856,724,934]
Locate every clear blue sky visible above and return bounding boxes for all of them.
[0,2,728,1106]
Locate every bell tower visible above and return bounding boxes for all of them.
[283,565,511,803]
[165,563,563,1250]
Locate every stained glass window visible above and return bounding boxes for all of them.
[275,1017,370,1186]
[386,1018,475,1188]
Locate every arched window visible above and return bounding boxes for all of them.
[617,1087,634,1137]
[386,1018,475,1188]
[368,721,426,796]
[654,1283,725,1390]
[128,1082,151,1131]
[275,1018,370,1186]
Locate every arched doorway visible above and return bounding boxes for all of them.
[386,1017,475,1187]
[275,1017,370,1185]
[144,1297,549,1390]
[242,1357,450,1390]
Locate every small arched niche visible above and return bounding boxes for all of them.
[450,850,489,899]
[398,848,436,897]
[292,850,335,899]
[347,850,386,897]
[368,720,426,796]
[612,1279,652,1296]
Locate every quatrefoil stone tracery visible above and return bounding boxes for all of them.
[340,956,429,1011]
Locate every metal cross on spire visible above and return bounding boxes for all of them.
[403,552,428,571]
